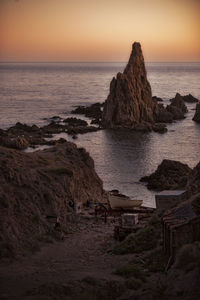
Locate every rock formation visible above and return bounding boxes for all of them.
[166,93,188,120]
[102,42,158,130]
[182,94,199,103]
[193,102,200,123]
[0,143,106,259]
[140,159,192,191]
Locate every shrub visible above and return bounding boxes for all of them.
[114,264,146,281]
[125,278,142,290]
[112,225,160,255]
[143,248,168,273]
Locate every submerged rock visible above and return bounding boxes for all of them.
[140,159,192,191]
[102,42,156,130]
[193,102,200,123]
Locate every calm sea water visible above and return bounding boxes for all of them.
[0,62,200,206]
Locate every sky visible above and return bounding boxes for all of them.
[0,0,200,62]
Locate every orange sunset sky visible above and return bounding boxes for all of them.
[0,0,200,62]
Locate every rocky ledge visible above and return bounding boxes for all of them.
[0,117,102,150]
[0,143,106,259]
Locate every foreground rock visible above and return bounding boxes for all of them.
[0,143,106,259]
[193,102,200,123]
[140,159,192,191]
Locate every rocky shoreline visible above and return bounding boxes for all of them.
[0,42,200,299]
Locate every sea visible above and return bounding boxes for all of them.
[0,62,200,207]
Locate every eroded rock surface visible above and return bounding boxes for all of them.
[0,143,105,259]
[102,42,157,129]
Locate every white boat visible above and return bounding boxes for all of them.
[109,194,143,209]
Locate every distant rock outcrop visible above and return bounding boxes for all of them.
[193,102,200,123]
[102,42,158,130]
[140,159,192,191]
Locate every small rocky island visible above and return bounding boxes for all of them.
[102,42,191,132]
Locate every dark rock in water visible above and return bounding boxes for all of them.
[192,103,200,123]
[48,116,62,123]
[166,105,185,120]
[152,96,163,102]
[71,106,86,114]
[166,93,188,120]
[102,42,155,129]
[169,93,188,113]
[8,122,40,135]
[140,159,192,191]
[152,123,168,133]
[154,103,173,123]
[67,126,99,135]
[71,103,103,120]
[63,117,88,127]
[182,94,199,103]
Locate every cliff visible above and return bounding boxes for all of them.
[0,143,105,259]
[102,42,156,129]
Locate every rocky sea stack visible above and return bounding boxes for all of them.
[102,42,156,130]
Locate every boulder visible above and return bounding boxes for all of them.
[140,159,192,191]
[71,103,103,120]
[152,123,168,133]
[63,117,88,127]
[154,103,173,123]
[182,94,199,103]
[169,93,188,112]
[192,103,200,123]
[166,93,188,120]
[102,42,156,129]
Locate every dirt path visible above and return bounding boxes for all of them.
[0,216,135,299]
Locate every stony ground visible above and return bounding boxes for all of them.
[0,214,149,300]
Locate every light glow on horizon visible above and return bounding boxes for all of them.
[0,0,200,62]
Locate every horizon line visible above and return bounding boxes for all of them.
[0,61,200,64]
